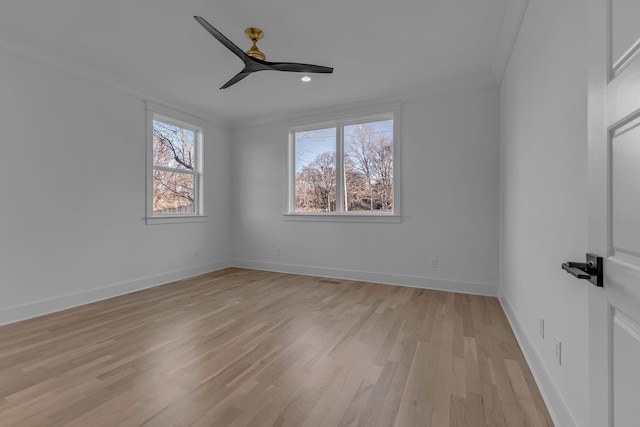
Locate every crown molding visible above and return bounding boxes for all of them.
[229,73,498,131]
[0,29,504,133]
[0,37,231,130]
[492,0,530,84]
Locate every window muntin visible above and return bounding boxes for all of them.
[289,112,396,216]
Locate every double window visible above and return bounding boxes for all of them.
[146,103,204,224]
[288,108,400,220]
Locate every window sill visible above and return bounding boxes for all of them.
[283,213,402,223]
[145,215,207,225]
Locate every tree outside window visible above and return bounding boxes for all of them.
[292,116,395,214]
[152,119,197,214]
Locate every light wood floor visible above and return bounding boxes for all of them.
[0,268,553,426]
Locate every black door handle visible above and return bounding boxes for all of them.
[561,253,603,287]
[562,262,592,279]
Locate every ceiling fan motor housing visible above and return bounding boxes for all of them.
[194,16,333,89]
[244,27,266,60]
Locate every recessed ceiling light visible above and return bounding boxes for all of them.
[301,76,311,82]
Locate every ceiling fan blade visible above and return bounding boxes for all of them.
[195,17,334,88]
[266,62,334,74]
[194,16,247,60]
[220,71,252,89]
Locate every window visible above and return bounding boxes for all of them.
[146,102,205,224]
[288,106,400,221]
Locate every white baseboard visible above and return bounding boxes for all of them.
[499,293,577,427]
[232,259,497,296]
[0,260,232,326]
[0,259,495,326]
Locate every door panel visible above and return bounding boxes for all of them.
[589,0,640,425]
[612,311,640,424]
[611,119,640,261]
[612,0,640,68]
[608,58,640,125]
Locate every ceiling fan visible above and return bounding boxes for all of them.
[194,16,334,89]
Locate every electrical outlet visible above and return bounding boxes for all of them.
[429,258,438,268]
[275,246,280,256]
[539,317,544,339]
[555,337,562,365]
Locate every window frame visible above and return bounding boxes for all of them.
[286,103,401,222]
[145,102,206,225]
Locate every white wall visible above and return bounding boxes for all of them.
[0,49,232,325]
[499,0,588,426]
[231,89,500,295]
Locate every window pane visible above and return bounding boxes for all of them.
[344,120,393,212]
[153,119,195,171]
[294,127,337,212]
[153,169,195,214]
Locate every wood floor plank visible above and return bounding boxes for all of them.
[0,268,554,426]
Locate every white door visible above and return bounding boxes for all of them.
[588,0,640,425]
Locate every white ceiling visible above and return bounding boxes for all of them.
[0,0,524,125]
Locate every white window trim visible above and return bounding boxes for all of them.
[145,101,207,225]
[286,103,402,222]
